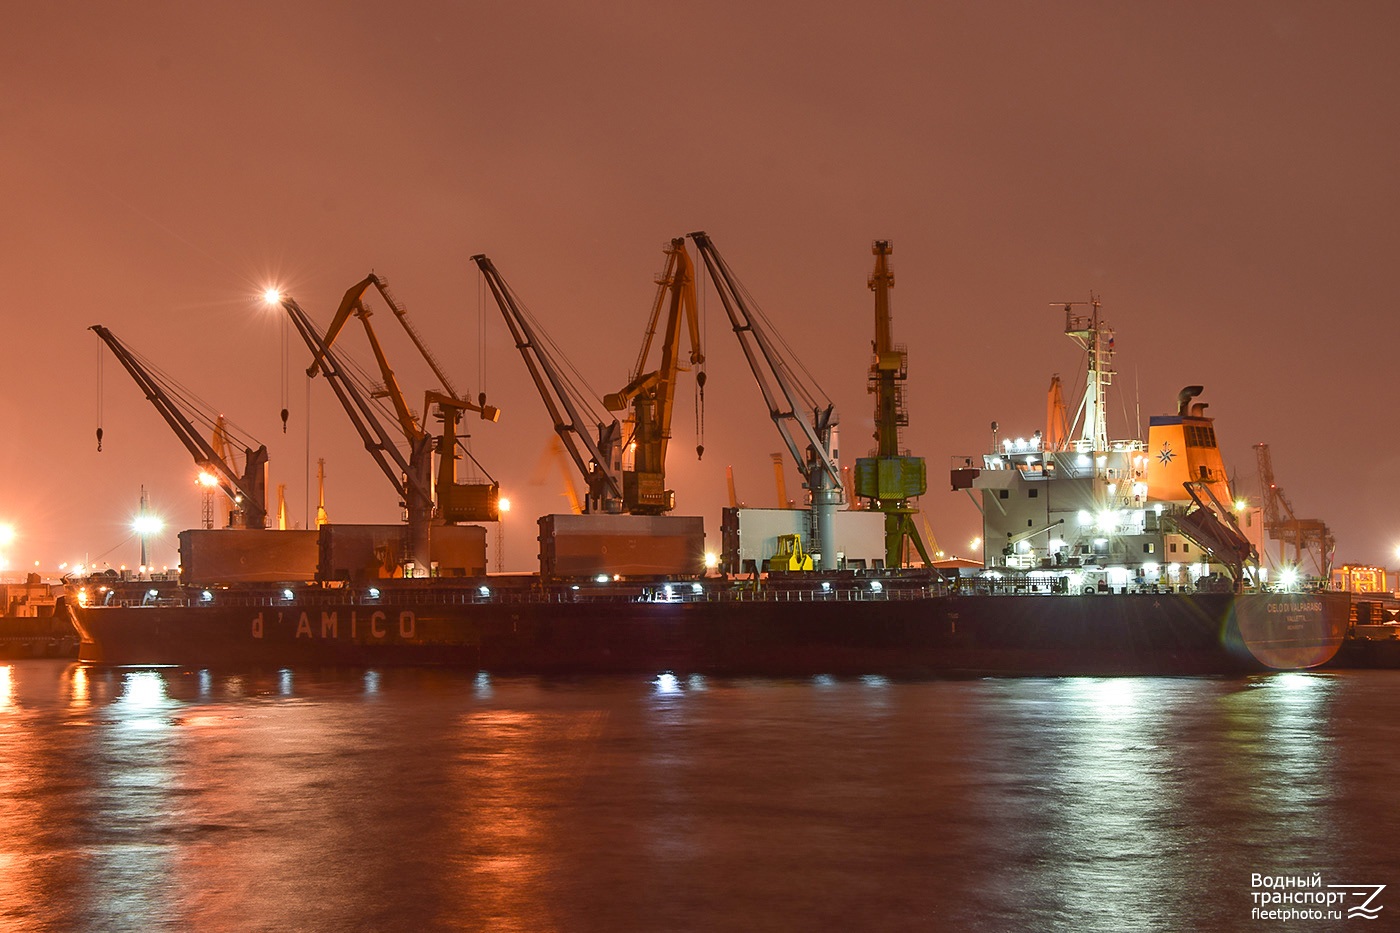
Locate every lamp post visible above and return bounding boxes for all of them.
[132,487,163,578]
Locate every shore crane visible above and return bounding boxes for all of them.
[308,274,502,526]
[602,238,705,515]
[91,324,269,530]
[471,254,626,514]
[687,231,844,570]
[273,292,440,568]
[1253,442,1335,579]
[853,240,933,568]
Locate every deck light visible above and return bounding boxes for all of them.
[368,587,380,599]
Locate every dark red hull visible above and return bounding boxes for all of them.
[69,585,1348,676]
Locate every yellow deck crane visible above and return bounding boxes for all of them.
[602,238,705,515]
[91,325,269,529]
[688,231,844,570]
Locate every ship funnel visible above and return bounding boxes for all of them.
[1177,385,1204,417]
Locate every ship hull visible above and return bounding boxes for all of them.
[69,588,1348,676]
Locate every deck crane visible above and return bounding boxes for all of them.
[687,231,844,570]
[471,254,626,514]
[602,238,705,515]
[90,325,269,529]
[308,274,502,526]
[853,240,933,569]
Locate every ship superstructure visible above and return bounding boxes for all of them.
[954,299,1255,593]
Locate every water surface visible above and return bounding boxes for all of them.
[1,661,1396,931]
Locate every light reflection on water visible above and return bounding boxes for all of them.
[0,662,1393,932]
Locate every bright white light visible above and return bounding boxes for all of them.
[132,515,163,535]
[1077,454,1091,467]
[263,288,282,305]
[1096,510,1117,533]
[0,525,14,547]
[197,471,219,488]
[821,581,831,592]
[1143,562,1159,574]
[281,589,294,600]
[595,573,609,584]
[704,551,720,570]
[654,672,681,694]
[1279,567,1300,589]
[499,497,511,513]
[1049,538,1066,551]
[478,585,491,597]
[870,580,883,593]
[146,589,159,598]
[1078,510,1093,526]
[201,590,213,601]
[368,587,380,599]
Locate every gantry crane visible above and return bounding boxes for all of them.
[1253,443,1335,579]
[308,274,502,526]
[471,254,626,513]
[852,240,932,569]
[688,231,844,570]
[602,238,705,514]
[91,325,269,529]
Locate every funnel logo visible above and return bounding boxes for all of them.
[1157,443,1175,465]
[1329,884,1385,920]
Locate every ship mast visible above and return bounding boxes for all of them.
[1058,297,1114,458]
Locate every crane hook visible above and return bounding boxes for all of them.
[280,408,289,434]
[96,426,104,452]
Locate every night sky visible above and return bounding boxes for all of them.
[4,1,1397,574]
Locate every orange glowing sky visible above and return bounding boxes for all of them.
[3,2,1397,573]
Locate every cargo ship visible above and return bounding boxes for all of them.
[70,243,1346,675]
[67,297,1347,675]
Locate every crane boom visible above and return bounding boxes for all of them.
[688,232,843,569]
[602,238,705,514]
[471,254,624,513]
[90,324,269,529]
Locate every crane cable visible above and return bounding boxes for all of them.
[280,315,290,433]
[95,332,104,451]
[695,253,706,460]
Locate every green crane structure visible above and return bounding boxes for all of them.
[853,240,933,568]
